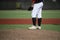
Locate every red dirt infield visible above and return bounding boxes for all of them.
[0,18,60,24]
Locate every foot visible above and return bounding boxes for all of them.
[37,26,41,29]
[28,25,37,30]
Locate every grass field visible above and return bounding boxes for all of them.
[0,10,60,18]
[0,10,60,32]
[0,24,60,32]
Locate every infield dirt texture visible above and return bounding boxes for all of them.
[0,29,60,40]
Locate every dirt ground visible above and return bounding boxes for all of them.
[0,18,60,24]
[0,29,60,40]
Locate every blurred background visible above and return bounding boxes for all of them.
[0,0,60,10]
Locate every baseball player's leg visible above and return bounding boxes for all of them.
[37,2,43,18]
[37,18,42,29]
[32,4,39,18]
[38,8,42,18]
[31,3,40,26]
[37,2,43,29]
[37,8,42,29]
[28,4,40,29]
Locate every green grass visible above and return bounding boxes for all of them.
[0,10,60,18]
[0,24,30,29]
[42,10,60,18]
[41,24,60,32]
[0,24,60,32]
[0,10,31,18]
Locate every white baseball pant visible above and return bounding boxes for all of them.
[32,2,43,18]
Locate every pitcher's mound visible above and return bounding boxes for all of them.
[0,29,60,40]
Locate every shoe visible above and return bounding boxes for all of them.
[37,26,41,29]
[28,25,37,30]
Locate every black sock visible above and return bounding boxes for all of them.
[32,18,36,26]
[38,18,42,26]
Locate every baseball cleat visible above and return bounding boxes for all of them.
[37,26,41,29]
[28,25,37,30]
